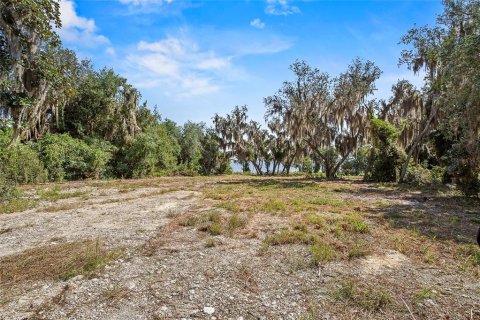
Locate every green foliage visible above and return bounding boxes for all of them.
[301,157,314,174]
[404,162,446,185]
[63,67,139,145]
[0,143,47,184]
[35,133,111,181]
[366,118,404,182]
[121,124,179,178]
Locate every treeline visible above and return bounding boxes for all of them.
[0,0,229,187]
[213,0,480,195]
[1,0,479,196]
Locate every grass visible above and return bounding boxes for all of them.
[205,238,216,248]
[413,288,434,303]
[262,198,286,213]
[38,186,89,202]
[0,197,35,214]
[310,241,336,265]
[308,197,344,207]
[227,213,247,231]
[42,202,82,212]
[0,239,122,285]
[264,229,318,246]
[332,280,392,312]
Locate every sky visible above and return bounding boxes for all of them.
[57,0,443,125]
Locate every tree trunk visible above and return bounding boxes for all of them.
[399,104,439,182]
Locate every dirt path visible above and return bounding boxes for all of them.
[0,177,479,319]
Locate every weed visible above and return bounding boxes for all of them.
[348,247,369,259]
[216,201,240,213]
[413,288,434,303]
[38,186,88,202]
[264,229,317,246]
[262,198,286,213]
[205,238,216,248]
[207,221,223,236]
[306,214,325,229]
[358,287,392,311]
[227,213,247,231]
[458,244,480,267]
[332,280,391,311]
[310,241,336,265]
[332,280,356,301]
[179,216,198,227]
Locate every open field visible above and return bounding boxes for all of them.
[0,176,479,319]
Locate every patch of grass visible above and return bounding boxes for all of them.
[42,202,81,212]
[413,288,434,303]
[305,214,326,229]
[216,201,240,213]
[205,238,216,248]
[308,197,344,207]
[350,218,370,233]
[179,215,198,227]
[227,213,247,231]
[332,280,392,312]
[207,221,223,235]
[348,244,370,259]
[458,244,480,267]
[358,287,392,311]
[0,239,122,285]
[0,197,35,214]
[310,241,336,265]
[332,280,356,301]
[38,186,88,202]
[264,229,317,246]
[262,198,286,213]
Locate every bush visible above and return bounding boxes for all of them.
[365,118,404,182]
[35,133,111,181]
[121,125,179,178]
[0,143,47,184]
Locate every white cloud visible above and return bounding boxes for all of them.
[126,36,230,97]
[122,29,292,98]
[105,47,117,56]
[58,0,109,47]
[250,18,265,29]
[265,0,300,16]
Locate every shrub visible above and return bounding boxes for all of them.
[121,125,179,178]
[35,133,111,181]
[0,143,47,184]
[365,118,404,182]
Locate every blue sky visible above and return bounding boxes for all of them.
[58,0,442,125]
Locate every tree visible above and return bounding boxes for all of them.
[265,59,381,178]
[399,0,480,193]
[62,67,139,145]
[0,0,61,144]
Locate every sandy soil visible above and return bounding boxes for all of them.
[0,176,479,320]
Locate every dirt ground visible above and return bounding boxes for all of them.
[0,176,479,320]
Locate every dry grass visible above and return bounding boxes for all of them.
[0,239,122,286]
[38,186,89,202]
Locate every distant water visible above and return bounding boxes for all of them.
[230,161,299,174]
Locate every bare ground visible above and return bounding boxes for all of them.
[0,176,479,320]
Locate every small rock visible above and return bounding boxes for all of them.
[70,275,84,282]
[204,306,215,315]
